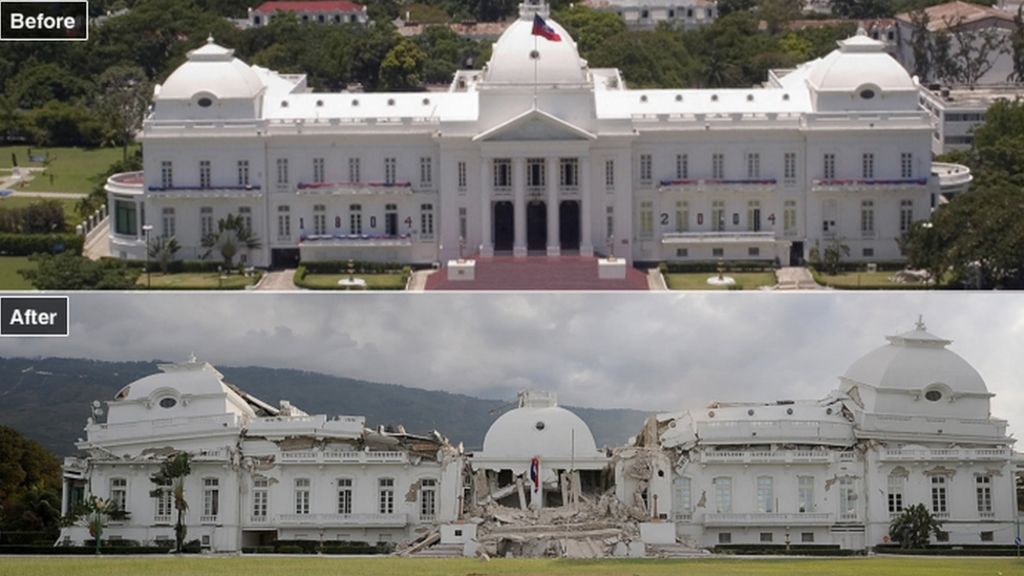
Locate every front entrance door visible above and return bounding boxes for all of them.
[559,200,580,251]
[384,205,398,236]
[790,241,804,266]
[494,201,514,252]
[527,201,546,252]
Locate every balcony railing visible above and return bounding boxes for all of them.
[661,231,779,245]
[200,515,218,525]
[673,510,694,522]
[811,177,928,192]
[276,512,408,527]
[837,512,860,522]
[704,512,834,526]
[296,181,414,196]
[879,448,1011,462]
[278,450,408,465]
[153,515,172,524]
[659,177,777,191]
[698,450,835,465]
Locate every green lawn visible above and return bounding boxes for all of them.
[815,271,931,290]
[0,556,1019,576]
[665,272,777,291]
[298,273,408,290]
[137,272,261,290]
[0,145,135,194]
[0,256,36,290]
[0,195,85,229]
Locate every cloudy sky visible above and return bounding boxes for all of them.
[1,293,1022,438]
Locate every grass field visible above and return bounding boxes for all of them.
[665,272,777,291]
[0,256,35,289]
[0,195,85,229]
[0,145,135,194]
[137,272,261,290]
[0,556,1020,576]
[814,271,930,290]
[298,273,408,290]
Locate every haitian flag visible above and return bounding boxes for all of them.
[532,14,561,42]
[529,456,540,490]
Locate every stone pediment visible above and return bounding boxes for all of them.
[474,108,595,142]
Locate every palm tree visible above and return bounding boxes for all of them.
[201,214,262,270]
[147,235,180,274]
[889,503,943,549]
[149,452,191,553]
[74,495,128,555]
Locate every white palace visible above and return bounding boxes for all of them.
[60,322,1022,555]
[106,0,942,269]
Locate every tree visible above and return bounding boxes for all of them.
[554,6,627,58]
[73,496,128,555]
[591,28,701,88]
[909,10,932,81]
[20,253,141,290]
[931,30,959,85]
[889,503,944,549]
[1009,5,1024,83]
[899,221,947,286]
[201,213,262,269]
[809,237,850,275]
[0,426,62,539]
[831,0,893,19]
[758,0,802,36]
[97,65,150,161]
[379,38,427,91]
[147,236,181,274]
[149,452,191,554]
[946,14,1009,88]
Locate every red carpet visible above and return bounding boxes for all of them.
[424,256,649,291]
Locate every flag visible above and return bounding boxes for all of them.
[529,456,540,491]
[532,14,561,42]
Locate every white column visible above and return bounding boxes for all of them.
[480,159,493,257]
[546,156,559,256]
[61,479,69,516]
[580,155,593,256]
[513,157,527,257]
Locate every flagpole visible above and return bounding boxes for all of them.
[533,31,538,109]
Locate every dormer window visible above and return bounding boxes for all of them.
[197,97,213,108]
[387,98,395,106]
[158,397,177,409]
[316,100,324,107]
[925,390,942,402]
[858,86,877,100]
[281,100,289,108]
[352,99,359,106]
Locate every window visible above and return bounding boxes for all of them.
[746,152,760,179]
[756,476,774,513]
[349,204,362,234]
[313,158,325,183]
[801,532,814,543]
[560,158,579,188]
[676,248,688,257]
[861,200,875,237]
[605,159,615,190]
[161,207,175,238]
[420,203,434,238]
[199,161,211,189]
[313,204,326,235]
[338,478,353,515]
[237,160,250,187]
[712,200,725,231]
[760,532,773,543]
[420,157,432,187]
[976,475,992,514]
[798,476,814,513]
[823,153,835,180]
[900,200,913,233]
[676,154,688,179]
[863,248,874,257]
[114,200,137,236]
[277,205,291,240]
[276,158,289,185]
[712,153,724,179]
[252,479,268,519]
[747,200,761,232]
[936,531,949,542]
[931,476,947,514]
[606,205,614,238]
[714,477,732,513]
[527,158,545,188]
[839,477,857,519]
[154,480,172,518]
[110,478,127,512]
[675,201,688,232]
[639,201,653,238]
[901,152,913,179]
[712,247,724,257]
[379,478,395,514]
[493,159,512,189]
[784,200,797,234]
[639,154,652,184]
[718,532,732,544]
[784,152,797,183]
[295,479,310,515]
[203,478,219,518]
[888,474,905,514]
[161,161,173,189]
[862,153,875,179]
[238,206,252,234]
[420,479,437,520]
[348,157,361,183]
[457,161,467,190]
[199,206,213,238]
[459,207,468,241]
[385,157,397,185]
[673,477,691,515]
[981,531,995,542]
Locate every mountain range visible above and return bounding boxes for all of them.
[0,357,649,457]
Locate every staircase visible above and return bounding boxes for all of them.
[646,543,709,558]
[408,543,465,558]
[425,256,649,291]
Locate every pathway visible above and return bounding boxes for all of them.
[255,269,300,291]
[775,266,821,290]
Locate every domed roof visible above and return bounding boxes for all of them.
[806,32,915,93]
[113,358,233,402]
[842,320,988,395]
[158,38,266,100]
[484,6,587,85]
[481,391,599,460]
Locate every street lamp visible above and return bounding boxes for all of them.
[142,224,154,289]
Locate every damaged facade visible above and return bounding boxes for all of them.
[60,321,1021,555]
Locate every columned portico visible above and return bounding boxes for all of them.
[579,155,593,256]
[480,161,493,257]
[546,157,559,256]
[513,157,527,257]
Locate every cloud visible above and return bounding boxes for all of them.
[2,293,1021,439]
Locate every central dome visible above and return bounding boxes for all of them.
[484,4,587,85]
[158,38,266,101]
[481,391,599,460]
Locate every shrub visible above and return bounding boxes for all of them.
[0,233,83,256]
[889,503,943,549]
[276,544,305,554]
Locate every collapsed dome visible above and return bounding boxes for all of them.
[842,321,988,396]
[484,6,587,85]
[481,391,598,460]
